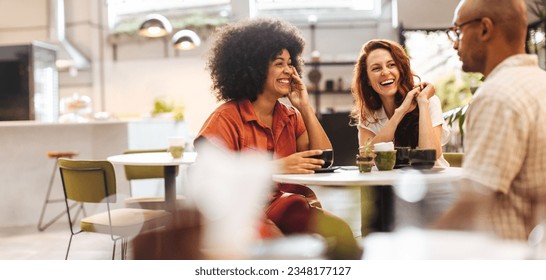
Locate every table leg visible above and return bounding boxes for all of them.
[164,166,177,213]
[361,186,395,236]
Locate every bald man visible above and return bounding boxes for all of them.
[436,0,546,240]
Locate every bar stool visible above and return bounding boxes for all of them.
[37,151,84,231]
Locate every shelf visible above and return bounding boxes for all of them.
[311,90,352,94]
[307,61,355,67]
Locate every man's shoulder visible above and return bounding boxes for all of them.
[478,66,546,102]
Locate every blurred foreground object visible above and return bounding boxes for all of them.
[132,207,202,260]
[187,141,272,259]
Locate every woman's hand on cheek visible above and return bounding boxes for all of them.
[287,66,310,109]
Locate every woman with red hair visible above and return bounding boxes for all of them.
[350,39,449,166]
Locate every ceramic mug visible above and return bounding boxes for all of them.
[374,150,397,171]
[409,148,436,169]
[395,146,411,168]
[311,149,334,168]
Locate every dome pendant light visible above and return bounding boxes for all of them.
[172,29,201,50]
[138,14,173,38]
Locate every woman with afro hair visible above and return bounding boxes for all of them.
[194,18,361,259]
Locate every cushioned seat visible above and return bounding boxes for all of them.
[80,208,170,236]
[58,158,171,260]
[443,152,464,167]
[124,195,186,210]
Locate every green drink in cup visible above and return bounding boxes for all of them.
[373,142,396,171]
[168,137,186,159]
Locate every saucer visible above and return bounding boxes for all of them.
[418,166,446,173]
[315,166,340,173]
[410,161,435,170]
[394,163,410,169]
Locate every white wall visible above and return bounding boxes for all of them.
[102,55,216,137]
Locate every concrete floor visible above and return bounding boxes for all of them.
[0,182,456,260]
[0,222,117,260]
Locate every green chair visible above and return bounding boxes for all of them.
[58,158,171,260]
[122,149,185,210]
[443,152,464,167]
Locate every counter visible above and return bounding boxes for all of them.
[0,119,189,227]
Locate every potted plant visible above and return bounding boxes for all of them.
[356,138,375,173]
[151,96,185,122]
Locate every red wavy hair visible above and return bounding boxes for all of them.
[350,39,417,125]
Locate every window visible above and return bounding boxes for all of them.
[107,0,231,33]
[255,0,381,23]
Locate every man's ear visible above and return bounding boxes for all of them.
[481,17,494,41]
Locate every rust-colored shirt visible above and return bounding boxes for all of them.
[196,99,306,158]
[195,99,308,238]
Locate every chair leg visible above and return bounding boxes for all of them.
[121,238,128,260]
[112,238,129,260]
[112,239,117,260]
[37,161,61,231]
[65,234,74,260]
[38,161,85,231]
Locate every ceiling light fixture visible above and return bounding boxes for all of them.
[172,29,201,50]
[138,14,173,38]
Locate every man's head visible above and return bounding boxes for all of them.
[449,0,528,76]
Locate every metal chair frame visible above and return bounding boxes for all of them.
[60,165,127,260]
[37,159,86,231]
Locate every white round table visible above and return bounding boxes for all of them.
[272,167,463,186]
[107,152,197,212]
[273,167,464,235]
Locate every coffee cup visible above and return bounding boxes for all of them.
[373,142,396,171]
[409,148,436,169]
[373,142,394,152]
[395,146,411,168]
[374,150,396,171]
[311,149,334,168]
[168,137,186,159]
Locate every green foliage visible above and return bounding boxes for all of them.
[172,106,185,122]
[152,98,173,114]
[151,97,185,122]
[435,72,481,112]
[112,13,228,35]
[358,138,374,157]
[436,72,482,142]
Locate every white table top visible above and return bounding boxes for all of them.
[272,166,463,186]
[107,152,197,166]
